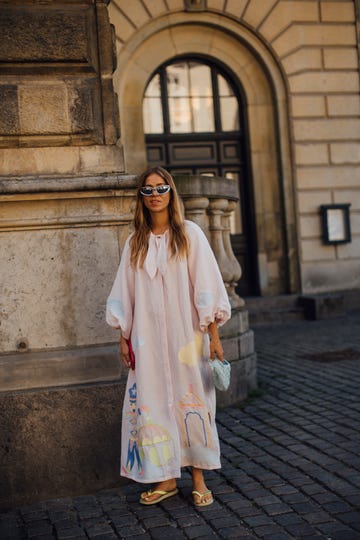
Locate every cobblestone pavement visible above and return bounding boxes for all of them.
[1,311,360,539]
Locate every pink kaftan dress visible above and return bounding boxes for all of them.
[106,220,231,483]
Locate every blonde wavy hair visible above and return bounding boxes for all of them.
[130,166,189,268]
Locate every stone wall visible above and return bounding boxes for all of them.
[0,0,132,508]
[109,0,360,294]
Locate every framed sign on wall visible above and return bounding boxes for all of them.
[320,204,351,245]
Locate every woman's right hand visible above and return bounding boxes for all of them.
[120,336,131,368]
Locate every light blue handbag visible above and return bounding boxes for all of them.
[209,357,231,391]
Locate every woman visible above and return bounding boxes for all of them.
[106,166,231,507]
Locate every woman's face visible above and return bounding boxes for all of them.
[142,173,171,216]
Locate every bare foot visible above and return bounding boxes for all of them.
[140,479,177,504]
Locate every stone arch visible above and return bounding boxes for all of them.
[113,12,299,294]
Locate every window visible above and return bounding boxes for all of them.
[143,60,240,135]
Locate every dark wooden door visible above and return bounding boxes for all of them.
[143,58,258,296]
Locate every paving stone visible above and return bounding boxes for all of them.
[126,535,151,540]
[208,516,241,528]
[280,493,309,504]
[252,524,285,537]
[291,502,320,514]
[141,515,171,528]
[175,514,205,527]
[114,524,146,536]
[271,485,299,496]
[331,532,360,540]
[183,524,217,538]
[262,534,291,540]
[302,511,334,524]
[26,522,53,536]
[262,504,291,516]
[149,526,185,539]
[322,500,352,513]
[88,535,118,540]
[336,511,360,524]
[243,514,274,527]
[273,513,304,526]
[284,523,320,536]
[252,495,281,507]
[218,526,252,538]
[56,528,87,540]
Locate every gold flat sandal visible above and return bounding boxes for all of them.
[192,489,214,507]
[140,487,179,505]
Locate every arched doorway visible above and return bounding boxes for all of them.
[142,57,258,296]
[115,17,299,296]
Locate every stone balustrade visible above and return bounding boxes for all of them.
[175,174,244,309]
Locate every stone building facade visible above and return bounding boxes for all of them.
[0,0,359,507]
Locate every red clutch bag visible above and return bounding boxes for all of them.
[126,339,135,370]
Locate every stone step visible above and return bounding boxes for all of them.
[243,289,360,326]
[248,306,305,326]
[243,294,305,326]
[244,294,300,310]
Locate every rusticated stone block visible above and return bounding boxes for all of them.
[292,95,325,118]
[302,239,336,262]
[222,336,239,361]
[327,95,360,117]
[244,353,258,391]
[330,142,360,164]
[18,84,69,135]
[238,309,249,334]
[100,78,118,144]
[239,329,255,357]
[0,9,91,64]
[320,1,355,22]
[295,143,329,166]
[220,308,249,338]
[0,85,18,135]
[69,82,95,134]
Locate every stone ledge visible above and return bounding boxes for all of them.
[0,345,125,393]
[0,173,137,194]
[0,145,124,178]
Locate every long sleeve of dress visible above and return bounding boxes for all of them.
[106,236,134,339]
[186,221,231,332]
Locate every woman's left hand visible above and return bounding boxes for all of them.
[210,336,224,361]
[208,321,224,361]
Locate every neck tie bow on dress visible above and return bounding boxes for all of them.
[145,232,168,279]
